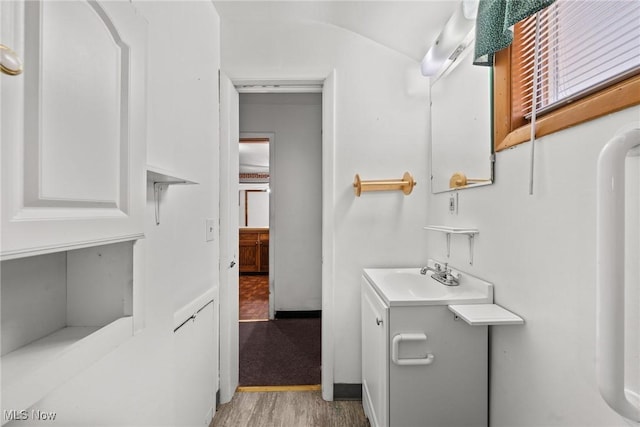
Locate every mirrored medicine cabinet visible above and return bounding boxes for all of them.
[430,43,494,194]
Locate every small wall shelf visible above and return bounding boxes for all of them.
[147,166,198,225]
[448,304,524,326]
[424,226,479,265]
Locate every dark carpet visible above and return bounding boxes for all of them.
[239,318,321,386]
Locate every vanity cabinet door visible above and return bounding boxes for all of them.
[1,0,147,260]
[361,279,389,427]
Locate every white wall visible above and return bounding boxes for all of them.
[222,19,430,382]
[427,106,640,426]
[239,93,323,311]
[239,189,269,227]
[9,2,221,426]
[1,253,67,356]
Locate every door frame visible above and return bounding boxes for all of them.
[219,73,336,401]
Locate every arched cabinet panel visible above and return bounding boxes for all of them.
[1,0,147,260]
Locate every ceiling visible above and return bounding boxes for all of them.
[213,1,459,62]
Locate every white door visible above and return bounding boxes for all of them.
[1,0,146,260]
[218,71,239,404]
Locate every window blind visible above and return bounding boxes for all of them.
[513,0,640,120]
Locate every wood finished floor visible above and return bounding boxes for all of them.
[240,274,269,321]
[210,391,369,427]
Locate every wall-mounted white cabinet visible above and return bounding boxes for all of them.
[0,0,147,260]
[1,241,137,422]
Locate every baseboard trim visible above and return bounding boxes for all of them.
[275,310,321,319]
[237,385,321,392]
[333,383,362,401]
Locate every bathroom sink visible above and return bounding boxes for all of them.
[363,266,493,307]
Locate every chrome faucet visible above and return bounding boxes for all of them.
[420,262,442,275]
[422,262,460,286]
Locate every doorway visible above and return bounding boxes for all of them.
[218,73,336,402]
[239,94,322,319]
[237,93,322,387]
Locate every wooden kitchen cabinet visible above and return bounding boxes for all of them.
[239,228,269,273]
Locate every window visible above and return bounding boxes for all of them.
[494,0,640,151]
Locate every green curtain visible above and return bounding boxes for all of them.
[474,0,556,66]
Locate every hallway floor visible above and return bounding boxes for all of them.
[239,274,269,321]
[210,391,369,427]
[239,317,321,386]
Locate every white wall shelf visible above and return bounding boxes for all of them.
[423,226,479,234]
[1,318,132,420]
[147,166,199,225]
[424,226,479,265]
[448,304,524,326]
[147,165,198,185]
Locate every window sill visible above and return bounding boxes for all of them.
[495,72,640,152]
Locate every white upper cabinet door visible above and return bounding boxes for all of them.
[1,0,147,260]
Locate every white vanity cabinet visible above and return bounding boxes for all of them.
[361,275,489,427]
[1,0,147,260]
